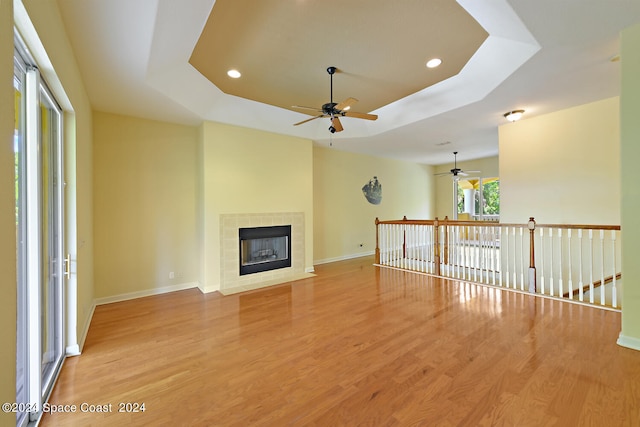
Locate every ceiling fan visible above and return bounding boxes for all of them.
[292,66,378,133]
[435,151,481,179]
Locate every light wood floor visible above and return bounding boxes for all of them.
[41,256,640,426]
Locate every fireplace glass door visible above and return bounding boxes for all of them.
[239,225,291,275]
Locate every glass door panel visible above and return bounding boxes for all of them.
[39,86,64,397]
[14,51,28,427]
[14,40,65,425]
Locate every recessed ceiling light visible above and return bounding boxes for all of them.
[227,69,241,78]
[426,58,442,68]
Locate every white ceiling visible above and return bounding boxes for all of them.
[55,0,640,166]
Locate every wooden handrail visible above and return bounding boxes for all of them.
[376,218,620,231]
[532,223,621,231]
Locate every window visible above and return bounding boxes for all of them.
[456,177,500,221]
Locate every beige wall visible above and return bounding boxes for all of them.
[200,121,314,291]
[434,155,499,220]
[620,24,640,349]
[0,0,17,421]
[93,112,199,298]
[499,97,620,225]
[313,146,434,263]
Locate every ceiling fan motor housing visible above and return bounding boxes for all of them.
[322,103,338,114]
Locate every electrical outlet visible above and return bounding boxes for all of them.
[169,272,175,279]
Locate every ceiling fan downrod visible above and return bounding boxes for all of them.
[328,66,337,133]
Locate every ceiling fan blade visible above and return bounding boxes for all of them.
[331,116,344,132]
[294,115,324,126]
[343,111,378,121]
[335,97,358,112]
[292,105,323,112]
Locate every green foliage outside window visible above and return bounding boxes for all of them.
[483,180,500,215]
[456,179,500,217]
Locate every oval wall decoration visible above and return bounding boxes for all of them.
[362,176,382,205]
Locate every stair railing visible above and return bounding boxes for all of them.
[375,217,622,309]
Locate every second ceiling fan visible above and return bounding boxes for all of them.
[292,66,378,133]
[435,151,481,179]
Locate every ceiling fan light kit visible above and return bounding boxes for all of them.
[292,66,378,133]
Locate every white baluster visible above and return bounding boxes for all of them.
[452,225,456,278]
[424,224,429,273]
[390,224,395,267]
[403,224,407,268]
[578,229,584,302]
[567,229,573,299]
[411,225,417,271]
[463,225,467,280]
[539,228,545,295]
[469,225,478,282]
[432,224,437,274]
[406,225,412,270]
[600,229,605,306]
[481,226,487,284]
[419,225,424,272]
[385,224,391,265]
[492,226,497,286]
[558,228,563,298]
[512,227,517,289]
[549,228,554,296]
[445,225,450,277]
[611,230,617,308]
[589,229,594,304]
[391,224,396,266]
[382,224,387,265]
[519,227,525,290]
[504,226,510,288]
[497,227,503,287]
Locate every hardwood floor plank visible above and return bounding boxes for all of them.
[40,256,640,426]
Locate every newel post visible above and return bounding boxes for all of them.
[528,217,537,292]
[434,217,441,276]
[375,217,380,264]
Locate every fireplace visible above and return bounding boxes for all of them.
[239,225,292,276]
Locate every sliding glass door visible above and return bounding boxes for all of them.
[15,37,65,426]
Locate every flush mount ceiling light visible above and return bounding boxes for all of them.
[426,58,442,68]
[504,109,525,122]
[227,69,241,78]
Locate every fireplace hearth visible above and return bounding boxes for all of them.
[239,225,292,276]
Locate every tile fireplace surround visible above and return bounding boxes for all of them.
[220,212,313,295]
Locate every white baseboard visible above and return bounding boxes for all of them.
[617,333,640,351]
[314,251,374,265]
[76,301,95,355]
[94,281,199,306]
[66,344,81,356]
